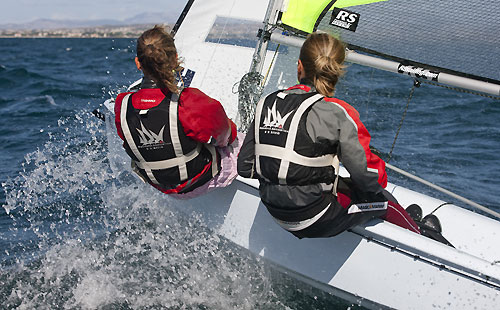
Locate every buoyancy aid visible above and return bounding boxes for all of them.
[119,90,219,192]
[254,90,338,186]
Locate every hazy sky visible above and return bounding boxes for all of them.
[2,0,188,24]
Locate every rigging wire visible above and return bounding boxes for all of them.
[381,79,500,218]
[385,163,500,220]
[387,79,420,163]
[198,0,237,87]
[261,43,280,87]
[235,25,280,132]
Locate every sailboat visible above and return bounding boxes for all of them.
[101,0,500,308]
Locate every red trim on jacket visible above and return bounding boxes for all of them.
[151,162,213,194]
[324,97,388,188]
[283,83,387,187]
[287,84,312,92]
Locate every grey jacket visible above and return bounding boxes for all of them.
[237,83,387,210]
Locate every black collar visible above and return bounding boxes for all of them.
[299,78,316,91]
[140,76,158,89]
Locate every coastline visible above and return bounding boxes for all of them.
[0,20,260,39]
[0,24,169,38]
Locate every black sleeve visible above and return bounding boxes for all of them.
[237,120,256,178]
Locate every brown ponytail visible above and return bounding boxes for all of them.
[136,25,182,93]
[299,32,346,97]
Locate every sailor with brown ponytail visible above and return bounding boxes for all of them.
[115,25,240,197]
[238,32,422,238]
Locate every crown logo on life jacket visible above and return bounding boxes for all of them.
[137,122,165,146]
[263,102,293,129]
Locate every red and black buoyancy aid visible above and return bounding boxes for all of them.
[119,91,219,193]
[254,90,338,186]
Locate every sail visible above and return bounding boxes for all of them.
[280,0,386,35]
[173,0,276,120]
[278,0,500,85]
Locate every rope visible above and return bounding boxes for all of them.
[387,79,420,163]
[236,38,281,133]
[235,72,264,133]
[261,43,280,87]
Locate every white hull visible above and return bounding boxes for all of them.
[169,175,500,309]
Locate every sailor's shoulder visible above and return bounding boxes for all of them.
[115,91,134,103]
[322,97,359,116]
[180,87,213,101]
[179,87,223,112]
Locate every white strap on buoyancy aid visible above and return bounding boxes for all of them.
[169,93,219,180]
[120,94,161,184]
[254,92,337,185]
[168,93,189,180]
[120,93,216,185]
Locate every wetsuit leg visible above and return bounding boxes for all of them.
[292,193,387,238]
[382,201,421,233]
[339,179,420,234]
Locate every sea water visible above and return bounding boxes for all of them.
[0,38,499,309]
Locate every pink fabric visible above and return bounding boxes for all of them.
[170,132,245,199]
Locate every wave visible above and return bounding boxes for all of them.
[0,111,282,309]
[1,67,49,80]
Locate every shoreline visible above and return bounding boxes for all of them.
[0,24,169,39]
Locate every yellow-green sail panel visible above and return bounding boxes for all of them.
[280,0,387,34]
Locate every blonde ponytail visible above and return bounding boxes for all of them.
[299,32,346,97]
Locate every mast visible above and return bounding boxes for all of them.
[237,0,284,132]
[249,0,282,74]
[170,0,195,36]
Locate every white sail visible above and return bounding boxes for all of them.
[174,0,277,120]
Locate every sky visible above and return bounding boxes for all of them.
[1,0,188,24]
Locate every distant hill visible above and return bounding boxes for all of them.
[124,12,180,25]
[0,12,178,30]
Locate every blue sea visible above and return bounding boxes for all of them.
[1,38,499,309]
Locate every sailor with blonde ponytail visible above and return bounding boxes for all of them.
[115,25,241,198]
[238,32,423,239]
[299,32,346,97]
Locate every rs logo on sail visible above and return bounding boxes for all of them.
[330,8,360,32]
